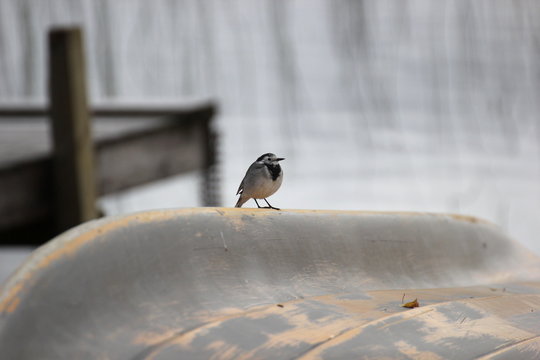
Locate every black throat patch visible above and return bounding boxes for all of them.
[266,163,281,181]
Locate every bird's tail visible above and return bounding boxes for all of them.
[235,195,247,208]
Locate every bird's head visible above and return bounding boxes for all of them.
[256,153,285,165]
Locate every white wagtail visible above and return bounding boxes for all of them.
[235,153,285,210]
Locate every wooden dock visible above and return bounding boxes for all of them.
[0,28,219,245]
[0,103,219,245]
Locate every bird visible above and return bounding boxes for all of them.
[235,153,285,210]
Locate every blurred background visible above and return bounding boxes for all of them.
[1,0,540,281]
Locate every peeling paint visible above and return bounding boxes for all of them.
[1,208,540,359]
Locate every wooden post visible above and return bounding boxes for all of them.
[48,28,97,232]
[201,113,221,207]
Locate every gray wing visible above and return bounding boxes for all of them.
[236,162,265,195]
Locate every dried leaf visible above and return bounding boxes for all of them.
[402,298,419,308]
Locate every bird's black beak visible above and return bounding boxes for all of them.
[277,158,285,161]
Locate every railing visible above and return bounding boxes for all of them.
[0,28,220,245]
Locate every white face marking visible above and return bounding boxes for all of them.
[256,153,283,166]
[265,155,278,164]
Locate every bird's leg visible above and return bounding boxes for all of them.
[254,199,262,208]
[263,198,280,210]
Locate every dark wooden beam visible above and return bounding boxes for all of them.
[96,108,214,195]
[49,28,97,233]
[0,157,53,233]
[201,117,220,206]
[0,100,215,118]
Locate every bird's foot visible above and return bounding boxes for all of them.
[262,199,279,210]
[262,206,280,210]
